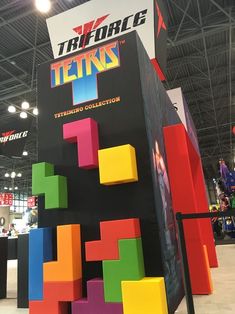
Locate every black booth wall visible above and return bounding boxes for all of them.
[37,31,183,313]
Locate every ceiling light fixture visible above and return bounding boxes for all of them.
[10,172,16,178]
[21,101,30,110]
[17,173,22,177]
[35,0,51,13]
[22,151,28,156]
[20,111,28,119]
[4,173,10,177]
[33,108,39,116]
[4,187,8,190]
[8,105,16,113]
[8,100,38,118]
[14,187,18,190]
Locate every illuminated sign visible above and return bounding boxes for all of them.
[0,193,13,206]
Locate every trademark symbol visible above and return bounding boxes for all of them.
[119,40,126,45]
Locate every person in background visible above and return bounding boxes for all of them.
[7,223,18,237]
[211,206,220,237]
[219,194,230,211]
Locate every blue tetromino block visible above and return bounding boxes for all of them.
[29,228,53,300]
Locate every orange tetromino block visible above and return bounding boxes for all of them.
[85,218,141,261]
[44,224,82,282]
[29,300,68,314]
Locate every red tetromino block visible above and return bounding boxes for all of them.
[85,218,141,261]
[29,300,68,314]
[44,279,82,301]
[163,124,217,294]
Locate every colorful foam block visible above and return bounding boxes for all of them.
[121,277,168,314]
[63,118,99,169]
[98,144,138,185]
[29,228,53,300]
[44,279,82,301]
[103,238,145,302]
[86,218,141,261]
[72,279,123,314]
[29,300,68,314]
[44,224,82,282]
[163,124,215,294]
[32,162,68,209]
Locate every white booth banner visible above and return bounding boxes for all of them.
[47,0,167,64]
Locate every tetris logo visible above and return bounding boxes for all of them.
[51,41,120,105]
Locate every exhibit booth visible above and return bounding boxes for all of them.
[0,1,218,314]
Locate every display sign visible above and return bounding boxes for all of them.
[0,116,32,158]
[51,40,120,105]
[0,193,13,206]
[46,0,167,79]
[27,196,38,208]
[167,87,200,153]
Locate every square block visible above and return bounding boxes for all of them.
[121,278,168,314]
[98,145,138,185]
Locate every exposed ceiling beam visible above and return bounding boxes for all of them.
[209,0,235,23]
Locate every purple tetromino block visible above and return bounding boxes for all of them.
[72,279,123,314]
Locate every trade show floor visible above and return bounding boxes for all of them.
[0,245,235,314]
[176,244,235,314]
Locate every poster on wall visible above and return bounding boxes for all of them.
[46,0,167,79]
[0,116,32,158]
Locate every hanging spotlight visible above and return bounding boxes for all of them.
[21,101,30,110]
[8,105,16,113]
[17,173,22,177]
[9,187,12,191]
[33,108,39,116]
[14,187,18,190]
[10,172,16,178]
[20,111,28,119]
[35,0,51,13]
[22,151,28,156]
[4,173,10,177]
[4,187,8,190]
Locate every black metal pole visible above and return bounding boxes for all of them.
[176,212,195,314]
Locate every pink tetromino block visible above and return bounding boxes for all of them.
[72,279,123,314]
[63,118,99,169]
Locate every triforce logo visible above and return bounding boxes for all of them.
[58,9,147,56]
[0,130,28,144]
[73,14,109,48]
[155,1,166,37]
[51,41,120,105]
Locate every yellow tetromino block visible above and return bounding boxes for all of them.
[98,144,138,185]
[121,277,168,314]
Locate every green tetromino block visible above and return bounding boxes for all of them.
[103,238,145,302]
[32,162,68,209]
